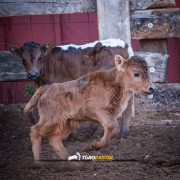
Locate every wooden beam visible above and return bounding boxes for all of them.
[131,8,180,39]
[129,0,176,10]
[139,39,168,54]
[0,51,169,82]
[0,0,177,17]
[0,52,28,81]
[138,39,169,83]
[0,4,180,39]
[135,83,180,112]
[0,0,96,17]
[135,51,169,83]
[97,0,131,44]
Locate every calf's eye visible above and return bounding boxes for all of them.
[134,72,140,77]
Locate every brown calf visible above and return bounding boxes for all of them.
[25,54,155,160]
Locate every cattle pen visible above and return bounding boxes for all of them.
[0,0,180,179]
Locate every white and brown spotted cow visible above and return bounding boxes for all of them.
[25,54,156,160]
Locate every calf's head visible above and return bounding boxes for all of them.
[115,54,156,95]
[8,42,53,80]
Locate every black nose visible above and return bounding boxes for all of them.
[149,86,156,94]
[27,72,40,79]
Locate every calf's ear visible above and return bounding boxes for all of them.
[8,45,21,57]
[114,54,126,71]
[41,42,54,55]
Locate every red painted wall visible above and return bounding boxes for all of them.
[0,13,99,104]
[0,7,179,103]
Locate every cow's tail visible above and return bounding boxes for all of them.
[24,85,48,124]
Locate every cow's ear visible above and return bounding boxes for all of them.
[41,42,54,55]
[114,54,125,71]
[8,45,22,57]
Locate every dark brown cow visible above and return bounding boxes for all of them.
[8,39,137,138]
[25,54,156,160]
[8,41,53,86]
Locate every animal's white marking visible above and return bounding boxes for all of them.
[57,39,134,58]
[127,46,134,58]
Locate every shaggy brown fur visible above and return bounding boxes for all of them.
[25,54,155,160]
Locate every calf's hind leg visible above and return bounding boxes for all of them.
[30,124,43,161]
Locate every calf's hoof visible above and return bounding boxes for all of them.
[33,156,41,161]
[82,141,101,152]
[82,143,94,152]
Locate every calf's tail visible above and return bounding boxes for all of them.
[24,85,48,124]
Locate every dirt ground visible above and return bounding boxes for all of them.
[0,104,180,180]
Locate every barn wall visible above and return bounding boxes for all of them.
[0,11,179,104]
[0,12,98,104]
[167,38,180,83]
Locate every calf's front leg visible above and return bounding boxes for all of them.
[48,134,69,160]
[48,123,74,160]
[83,115,117,152]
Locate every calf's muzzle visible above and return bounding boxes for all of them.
[148,85,156,94]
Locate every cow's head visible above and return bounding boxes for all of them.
[115,54,156,95]
[8,42,53,80]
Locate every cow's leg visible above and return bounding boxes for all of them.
[68,122,99,141]
[119,95,134,139]
[48,134,69,160]
[83,114,116,152]
[30,124,43,161]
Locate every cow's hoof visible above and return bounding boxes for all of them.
[118,131,129,139]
